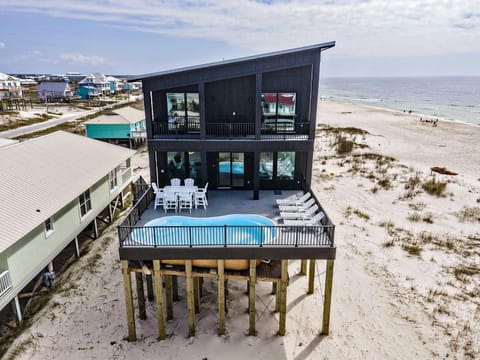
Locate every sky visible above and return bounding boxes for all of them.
[0,0,479,77]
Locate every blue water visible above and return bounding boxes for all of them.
[319,77,480,125]
[131,214,276,246]
[219,161,244,175]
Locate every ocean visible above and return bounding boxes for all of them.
[319,77,480,125]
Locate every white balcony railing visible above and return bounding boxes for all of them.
[0,270,12,298]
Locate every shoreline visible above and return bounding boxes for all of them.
[320,96,480,127]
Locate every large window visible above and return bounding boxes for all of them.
[167,152,202,184]
[261,93,296,132]
[79,189,92,218]
[259,152,295,180]
[166,93,200,132]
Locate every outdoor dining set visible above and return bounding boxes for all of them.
[152,178,208,213]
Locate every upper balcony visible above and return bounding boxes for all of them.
[151,117,311,141]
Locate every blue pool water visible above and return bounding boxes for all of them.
[131,214,276,246]
[219,161,244,175]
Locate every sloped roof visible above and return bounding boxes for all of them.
[0,72,20,82]
[0,131,135,252]
[79,72,108,84]
[130,41,335,81]
[83,106,145,125]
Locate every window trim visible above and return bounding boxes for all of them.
[79,189,92,219]
[109,168,118,192]
[44,216,55,238]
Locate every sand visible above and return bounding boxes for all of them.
[4,100,479,360]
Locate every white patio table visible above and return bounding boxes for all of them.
[163,185,198,195]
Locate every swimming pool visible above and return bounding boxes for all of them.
[131,214,276,247]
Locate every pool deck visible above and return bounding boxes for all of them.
[136,189,301,226]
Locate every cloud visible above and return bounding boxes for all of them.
[59,53,106,66]
[0,42,5,49]
[1,0,479,58]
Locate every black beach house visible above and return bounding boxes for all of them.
[132,41,335,198]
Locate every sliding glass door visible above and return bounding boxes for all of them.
[218,152,244,188]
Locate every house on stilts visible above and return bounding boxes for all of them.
[118,42,336,341]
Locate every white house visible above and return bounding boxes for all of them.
[0,72,22,99]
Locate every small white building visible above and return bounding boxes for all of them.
[0,72,22,99]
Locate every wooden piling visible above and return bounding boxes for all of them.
[308,259,316,294]
[165,275,173,320]
[121,260,136,341]
[321,260,335,335]
[278,260,288,336]
[248,259,257,336]
[135,272,146,320]
[185,260,195,337]
[217,260,225,335]
[172,275,179,301]
[146,274,154,301]
[300,259,307,275]
[194,277,200,314]
[275,281,280,312]
[153,260,166,340]
[271,282,277,294]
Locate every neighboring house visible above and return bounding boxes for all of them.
[122,81,142,92]
[78,72,110,97]
[0,72,22,99]
[38,80,73,101]
[0,131,135,322]
[76,85,100,99]
[106,75,124,94]
[131,41,335,196]
[84,106,146,148]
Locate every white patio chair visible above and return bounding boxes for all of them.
[179,192,193,212]
[164,192,178,213]
[194,182,208,209]
[280,204,319,220]
[276,192,311,206]
[275,191,304,205]
[283,212,325,226]
[184,178,195,187]
[152,182,165,210]
[170,178,181,186]
[278,198,315,212]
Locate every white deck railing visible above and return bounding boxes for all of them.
[0,270,12,298]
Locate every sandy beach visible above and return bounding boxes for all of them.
[4,100,479,360]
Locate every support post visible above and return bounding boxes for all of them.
[194,277,200,314]
[48,262,54,272]
[165,275,173,320]
[13,296,23,324]
[217,260,225,335]
[300,259,307,275]
[135,272,146,320]
[121,260,136,341]
[275,281,280,312]
[321,260,335,335]
[185,260,195,337]
[172,275,179,301]
[248,259,256,336]
[108,203,113,223]
[153,260,166,340]
[74,237,80,258]
[146,274,154,301]
[271,282,277,295]
[93,218,99,239]
[278,259,288,336]
[308,259,316,294]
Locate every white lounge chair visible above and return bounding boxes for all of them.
[152,182,164,210]
[280,204,319,220]
[278,198,315,212]
[283,212,325,226]
[184,178,195,187]
[170,178,181,186]
[275,191,304,205]
[276,191,311,206]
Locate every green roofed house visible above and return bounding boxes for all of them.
[84,106,146,148]
[0,131,135,323]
